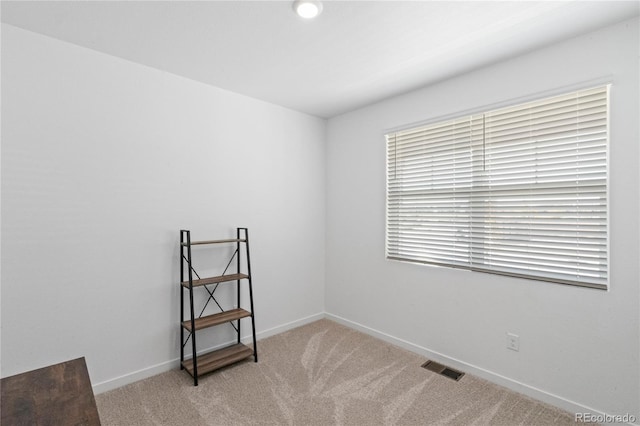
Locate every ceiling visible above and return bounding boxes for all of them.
[2,1,638,118]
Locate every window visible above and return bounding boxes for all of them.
[386,85,609,289]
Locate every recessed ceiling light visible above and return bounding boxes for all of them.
[293,0,323,19]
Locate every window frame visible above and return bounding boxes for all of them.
[385,84,610,290]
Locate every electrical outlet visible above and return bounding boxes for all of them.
[506,333,520,351]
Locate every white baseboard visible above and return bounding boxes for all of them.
[92,358,178,395]
[325,313,635,425]
[253,312,325,341]
[92,312,325,395]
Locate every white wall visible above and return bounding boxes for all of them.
[1,24,326,391]
[326,18,639,420]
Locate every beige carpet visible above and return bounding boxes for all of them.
[96,319,577,425]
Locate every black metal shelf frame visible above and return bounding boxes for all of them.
[179,227,258,386]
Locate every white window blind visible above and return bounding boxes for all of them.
[386,85,609,289]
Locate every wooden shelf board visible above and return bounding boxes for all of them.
[182,239,246,246]
[182,309,251,332]
[182,343,253,377]
[181,273,249,288]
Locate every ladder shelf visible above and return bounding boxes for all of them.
[179,228,257,386]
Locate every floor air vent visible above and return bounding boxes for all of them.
[421,360,465,381]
